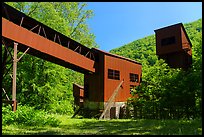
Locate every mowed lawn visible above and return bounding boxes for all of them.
[2,115,202,135]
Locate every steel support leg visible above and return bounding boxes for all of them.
[12,42,18,111]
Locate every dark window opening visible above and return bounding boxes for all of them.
[161,36,176,46]
[130,73,139,82]
[110,107,116,119]
[108,69,120,80]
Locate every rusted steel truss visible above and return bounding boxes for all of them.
[2,3,95,61]
[2,3,97,111]
[2,17,95,73]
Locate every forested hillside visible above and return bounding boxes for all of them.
[110,19,202,119]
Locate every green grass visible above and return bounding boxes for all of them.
[2,114,202,135]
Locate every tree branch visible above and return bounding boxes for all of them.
[69,3,87,37]
[69,15,86,37]
[27,3,39,16]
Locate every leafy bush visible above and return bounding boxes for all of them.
[2,104,60,127]
[48,100,74,115]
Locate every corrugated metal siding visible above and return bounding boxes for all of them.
[155,23,192,69]
[104,54,142,102]
[155,24,182,55]
[181,27,192,56]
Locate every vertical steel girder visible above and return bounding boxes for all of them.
[2,41,30,112]
[11,42,18,111]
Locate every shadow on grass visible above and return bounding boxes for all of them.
[2,125,62,135]
[2,118,202,135]
[31,130,61,135]
[72,119,159,135]
[58,118,202,135]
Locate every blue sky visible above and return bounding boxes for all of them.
[86,2,202,52]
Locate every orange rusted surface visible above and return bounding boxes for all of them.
[73,83,84,107]
[155,24,182,55]
[154,23,192,56]
[154,23,192,69]
[104,52,142,102]
[180,27,192,56]
[84,48,142,103]
[2,17,95,73]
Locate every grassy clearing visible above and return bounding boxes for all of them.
[2,114,202,135]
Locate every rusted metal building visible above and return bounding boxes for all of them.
[83,48,142,119]
[154,23,192,69]
[72,48,142,119]
[73,83,84,107]
[2,3,142,119]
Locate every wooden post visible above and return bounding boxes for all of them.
[99,80,124,120]
[12,42,18,112]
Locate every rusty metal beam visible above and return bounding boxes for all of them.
[85,51,90,57]
[58,35,61,45]
[79,46,81,54]
[91,53,95,61]
[2,88,10,101]
[67,41,70,48]
[2,64,13,80]
[54,34,56,42]
[17,47,30,62]
[42,27,47,38]
[2,17,95,73]
[2,3,95,62]
[20,17,24,26]
[74,46,80,52]
[2,40,14,61]
[12,42,18,112]
[30,24,39,31]
[38,25,41,34]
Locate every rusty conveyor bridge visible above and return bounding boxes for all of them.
[2,3,96,74]
[2,3,96,111]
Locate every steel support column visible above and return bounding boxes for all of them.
[12,42,18,111]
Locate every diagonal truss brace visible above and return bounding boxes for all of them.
[99,80,124,119]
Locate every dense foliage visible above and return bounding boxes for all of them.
[110,19,202,119]
[2,104,60,126]
[2,2,98,115]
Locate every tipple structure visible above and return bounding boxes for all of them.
[2,3,142,119]
[2,3,192,119]
[154,23,192,69]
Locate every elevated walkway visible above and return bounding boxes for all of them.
[2,3,95,74]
